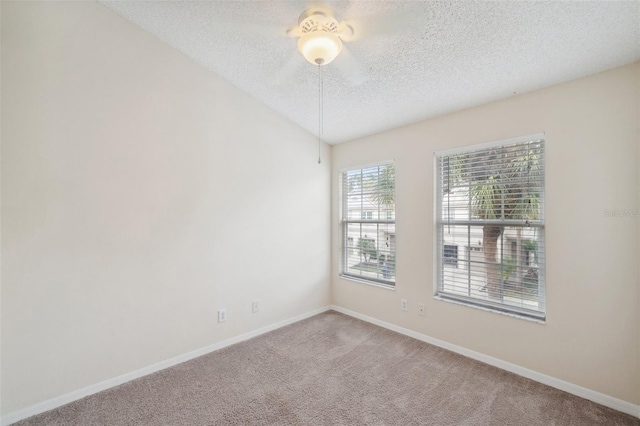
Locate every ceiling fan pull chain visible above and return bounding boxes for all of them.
[318,64,323,164]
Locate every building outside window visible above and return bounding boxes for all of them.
[443,244,458,267]
[341,163,396,287]
[361,211,373,220]
[435,134,546,320]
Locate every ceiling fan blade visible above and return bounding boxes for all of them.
[270,52,306,87]
[333,46,368,87]
[339,2,429,42]
[349,17,421,41]
[211,22,291,39]
[286,26,303,37]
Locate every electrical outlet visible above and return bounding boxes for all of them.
[218,309,227,323]
[401,299,408,312]
[418,303,426,316]
[252,301,260,313]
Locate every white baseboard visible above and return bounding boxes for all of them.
[1,306,331,426]
[330,305,640,419]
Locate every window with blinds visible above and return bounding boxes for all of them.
[435,135,546,320]
[341,163,396,287]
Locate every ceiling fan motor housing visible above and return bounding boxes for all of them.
[296,8,343,66]
[298,8,340,33]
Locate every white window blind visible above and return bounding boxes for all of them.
[342,163,396,286]
[435,135,546,320]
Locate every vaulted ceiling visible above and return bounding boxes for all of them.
[99,1,640,144]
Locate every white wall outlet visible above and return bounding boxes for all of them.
[218,309,227,323]
[418,303,426,316]
[252,300,260,313]
[401,299,408,312]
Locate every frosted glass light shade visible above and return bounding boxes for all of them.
[298,31,343,66]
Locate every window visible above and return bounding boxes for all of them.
[435,134,545,320]
[342,163,396,286]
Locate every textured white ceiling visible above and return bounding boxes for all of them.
[99,1,640,144]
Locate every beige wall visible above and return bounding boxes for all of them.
[1,1,330,415]
[332,62,640,405]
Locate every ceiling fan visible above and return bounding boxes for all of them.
[282,6,366,163]
[287,7,355,66]
[271,6,366,88]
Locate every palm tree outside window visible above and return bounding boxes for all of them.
[435,134,546,320]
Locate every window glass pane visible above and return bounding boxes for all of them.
[440,224,544,312]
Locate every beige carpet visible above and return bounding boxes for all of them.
[15,311,639,425]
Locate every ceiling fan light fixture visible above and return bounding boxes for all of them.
[298,31,343,66]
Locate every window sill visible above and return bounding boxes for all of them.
[433,295,546,324]
[339,274,396,291]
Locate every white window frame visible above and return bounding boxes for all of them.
[341,162,396,288]
[434,133,546,321]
